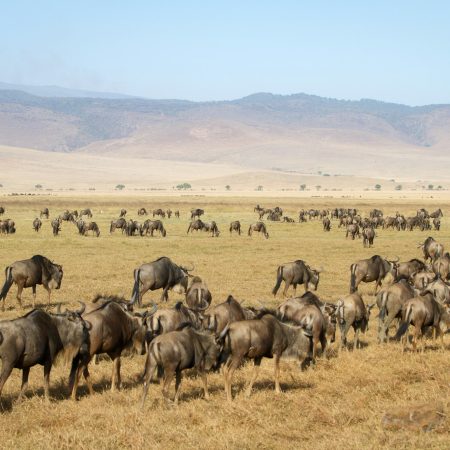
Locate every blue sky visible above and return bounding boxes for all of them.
[1,1,449,104]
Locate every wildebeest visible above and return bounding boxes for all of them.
[190,208,204,219]
[423,278,450,305]
[82,221,100,237]
[187,219,206,234]
[362,227,375,247]
[0,255,63,310]
[152,208,165,218]
[185,277,211,311]
[432,253,450,280]
[51,218,61,236]
[248,222,269,239]
[272,260,321,297]
[203,221,220,237]
[0,219,15,234]
[119,208,127,217]
[322,217,331,231]
[137,208,148,216]
[70,297,151,399]
[110,217,127,233]
[166,209,172,218]
[219,312,313,401]
[346,223,360,240]
[75,219,85,235]
[349,255,398,294]
[377,280,415,343]
[59,211,75,223]
[0,206,4,216]
[229,220,241,235]
[395,292,450,351]
[174,210,180,218]
[283,216,295,223]
[125,219,141,236]
[131,257,193,305]
[40,208,49,219]
[395,258,427,282]
[430,208,443,219]
[419,237,444,262]
[141,324,219,406]
[410,270,436,290]
[32,218,42,232]
[336,293,374,350]
[433,218,441,231]
[80,208,93,218]
[0,306,89,402]
[140,219,167,237]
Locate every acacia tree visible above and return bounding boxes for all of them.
[115,184,125,190]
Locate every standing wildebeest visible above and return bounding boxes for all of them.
[336,293,375,350]
[424,278,450,305]
[126,219,141,236]
[346,223,360,240]
[190,208,204,219]
[137,208,148,216]
[70,297,150,399]
[174,210,180,218]
[203,221,220,237]
[377,280,415,343]
[119,208,127,217]
[51,218,61,236]
[219,313,313,401]
[32,218,42,232]
[82,221,100,237]
[40,208,49,219]
[0,219,15,234]
[166,209,172,218]
[141,324,219,406]
[432,253,450,280]
[430,208,443,219]
[80,208,93,218]
[433,218,441,231]
[362,227,375,247]
[59,211,75,223]
[229,220,241,235]
[152,208,166,218]
[272,260,321,297]
[419,237,444,262]
[140,219,167,237]
[395,258,427,282]
[0,306,90,402]
[187,219,205,234]
[322,217,331,231]
[110,217,127,233]
[394,292,450,351]
[0,255,63,310]
[248,222,269,239]
[0,206,4,216]
[75,219,85,235]
[131,257,193,305]
[185,277,211,311]
[410,271,436,290]
[349,255,398,294]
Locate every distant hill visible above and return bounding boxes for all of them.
[0,88,449,180]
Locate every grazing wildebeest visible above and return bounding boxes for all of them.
[137,208,148,216]
[51,218,61,236]
[70,297,151,400]
[322,217,331,231]
[377,280,415,343]
[75,219,85,235]
[125,219,140,236]
[82,221,100,237]
[283,216,295,223]
[110,217,127,233]
[185,276,212,311]
[59,211,75,223]
[140,219,167,237]
[152,208,165,218]
[203,221,220,237]
[248,222,269,239]
[0,255,63,310]
[362,227,375,247]
[395,258,427,282]
[433,218,441,231]
[336,293,374,350]
[190,208,204,219]
[119,209,127,218]
[187,219,205,234]
[395,292,450,351]
[32,218,42,232]
[130,257,193,305]
[219,312,313,401]
[272,260,321,297]
[79,209,92,218]
[349,255,398,294]
[0,206,4,216]
[432,253,450,280]
[419,237,444,262]
[346,223,360,240]
[141,324,220,406]
[40,208,49,219]
[430,208,443,219]
[0,306,90,402]
[229,220,241,235]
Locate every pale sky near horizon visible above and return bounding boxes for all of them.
[1,1,450,105]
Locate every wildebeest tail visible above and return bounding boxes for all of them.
[130,268,141,305]
[379,291,389,320]
[0,330,3,345]
[272,266,283,296]
[394,304,413,340]
[0,266,13,302]
[350,264,357,293]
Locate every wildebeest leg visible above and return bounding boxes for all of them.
[245,358,261,397]
[17,367,30,402]
[32,285,36,308]
[44,285,51,305]
[0,362,14,403]
[82,365,94,395]
[173,371,182,405]
[16,283,24,309]
[224,357,240,402]
[201,372,209,399]
[43,360,52,400]
[110,356,121,391]
[162,371,174,403]
[353,328,360,350]
[274,354,282,394]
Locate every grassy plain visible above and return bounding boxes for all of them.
[0,194,448,449]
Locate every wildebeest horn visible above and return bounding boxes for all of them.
[56,303,62,314]
[145,302,158,316]
[183,262,195,272]
[76,301,86,315]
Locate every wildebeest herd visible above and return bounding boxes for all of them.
[0,203,449,408]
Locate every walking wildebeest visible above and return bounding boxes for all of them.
[185,277,212,311]
[82,222,100,237]
[0,255,63,310]
[51,218,61,236]
[140,219,167,237]
[362,227,375,247]
[349,255,398,294]
[272,260,321,297]
[229,220,241,235]
[395,292,450,351]
[119,209,127,217]
[70,297,151,399]
[110,217,127,233]
[40,208,49,219]
[32,218,42,232]
[322,217,331,231]
[190,208,204,219]
[377,280,415,343]
[336,293,375,350]
[141,324,219,406]
[419,237,444,262]
[130,257,193,305]
[219,312,313,401]
[346,223,360,240]
[0,306,90,402]
[248,222,269,239]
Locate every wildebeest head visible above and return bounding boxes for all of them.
[307,266,321,290]
[172,263,194,294]
[48,263,64,290]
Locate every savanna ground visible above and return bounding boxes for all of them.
[0,194,449,449]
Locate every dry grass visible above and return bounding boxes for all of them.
[0,195,449,449]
